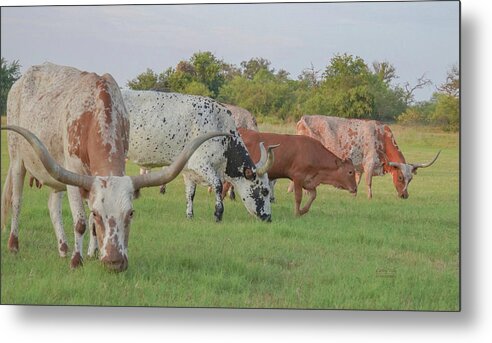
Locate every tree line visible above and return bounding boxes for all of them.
[0,54,459,131]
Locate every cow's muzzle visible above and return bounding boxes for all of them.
[102,255,128,272]
[260,213,272,222]
[399,191,409,199]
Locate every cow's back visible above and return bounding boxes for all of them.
[6,63,129,187]
[224,104,258,131]
[124,90,235,169]
[297,115,385,173]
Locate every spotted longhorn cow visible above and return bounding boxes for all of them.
[295,115,440,199]
[1,63,225,272]
[122,90,275,222]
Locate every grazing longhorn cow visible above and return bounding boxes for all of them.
[0,63,225,272]
[238,128,357,216]
[295,115,440,199]
[122,90,274,222]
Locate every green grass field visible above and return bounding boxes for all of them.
[0,118,459,310]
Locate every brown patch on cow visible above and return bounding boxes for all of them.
[8,233,19,253]
[59,242,68,255]
[70,252,83,269]
[383,125,405,164]
[75,220,86,235]
[67,111,92,168]
[244,168,254,180]
[96,79,113,127]
[108,216,116,228]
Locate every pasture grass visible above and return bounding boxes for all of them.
[0,119,459,310]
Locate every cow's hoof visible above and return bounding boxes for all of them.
[8,234,19,253]
[59,241,68,257]
[70,252,83,269]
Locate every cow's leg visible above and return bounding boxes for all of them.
[364,165,374,199]
[183,174,197,219]
[66,186,87,269]
[269,179,276,203]
[299,188,317,215]
[211,177,224,222]
[203,170,224,222]
[48,191,69,257]
[293,181,304,216]
[7,160,26,253]
[355,172,363,186]
[221,181,232,200]
[287,181,294,193]
[87,212,98,258]
[228,186,236,201]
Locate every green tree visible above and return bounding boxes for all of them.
[427,65,459,131]
[372,61,397,84]
[240,57,274,80]
[320,53,375,118]
[183,81,212,97]
[1,58,21,116]
[190,51,224,97]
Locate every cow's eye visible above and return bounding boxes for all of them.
[398,176,403,181]
[349,170,354,175]
[129,210,135,219]
[244,168,254,180]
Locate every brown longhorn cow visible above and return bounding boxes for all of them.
[237,128,357,216]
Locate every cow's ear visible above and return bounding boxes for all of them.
[133,189,141,199]
[412,169,418,175]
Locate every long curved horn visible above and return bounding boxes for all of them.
[131,132,230,190]
[411,150,441,170]
[388,161,404,169]
[1,125,94,190]
[256,142,280,176]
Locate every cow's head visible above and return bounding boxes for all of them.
[332,158,358,194]
[2,125,227,272]
[224,135,277,222]
[384,151,441,199]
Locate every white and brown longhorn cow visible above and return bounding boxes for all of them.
[1,63,225,272]
[295,115,440,199]
[122,90,275,222]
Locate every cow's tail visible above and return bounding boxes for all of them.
[1,166,13,231]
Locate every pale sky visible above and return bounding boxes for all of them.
[1,1,459,101]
